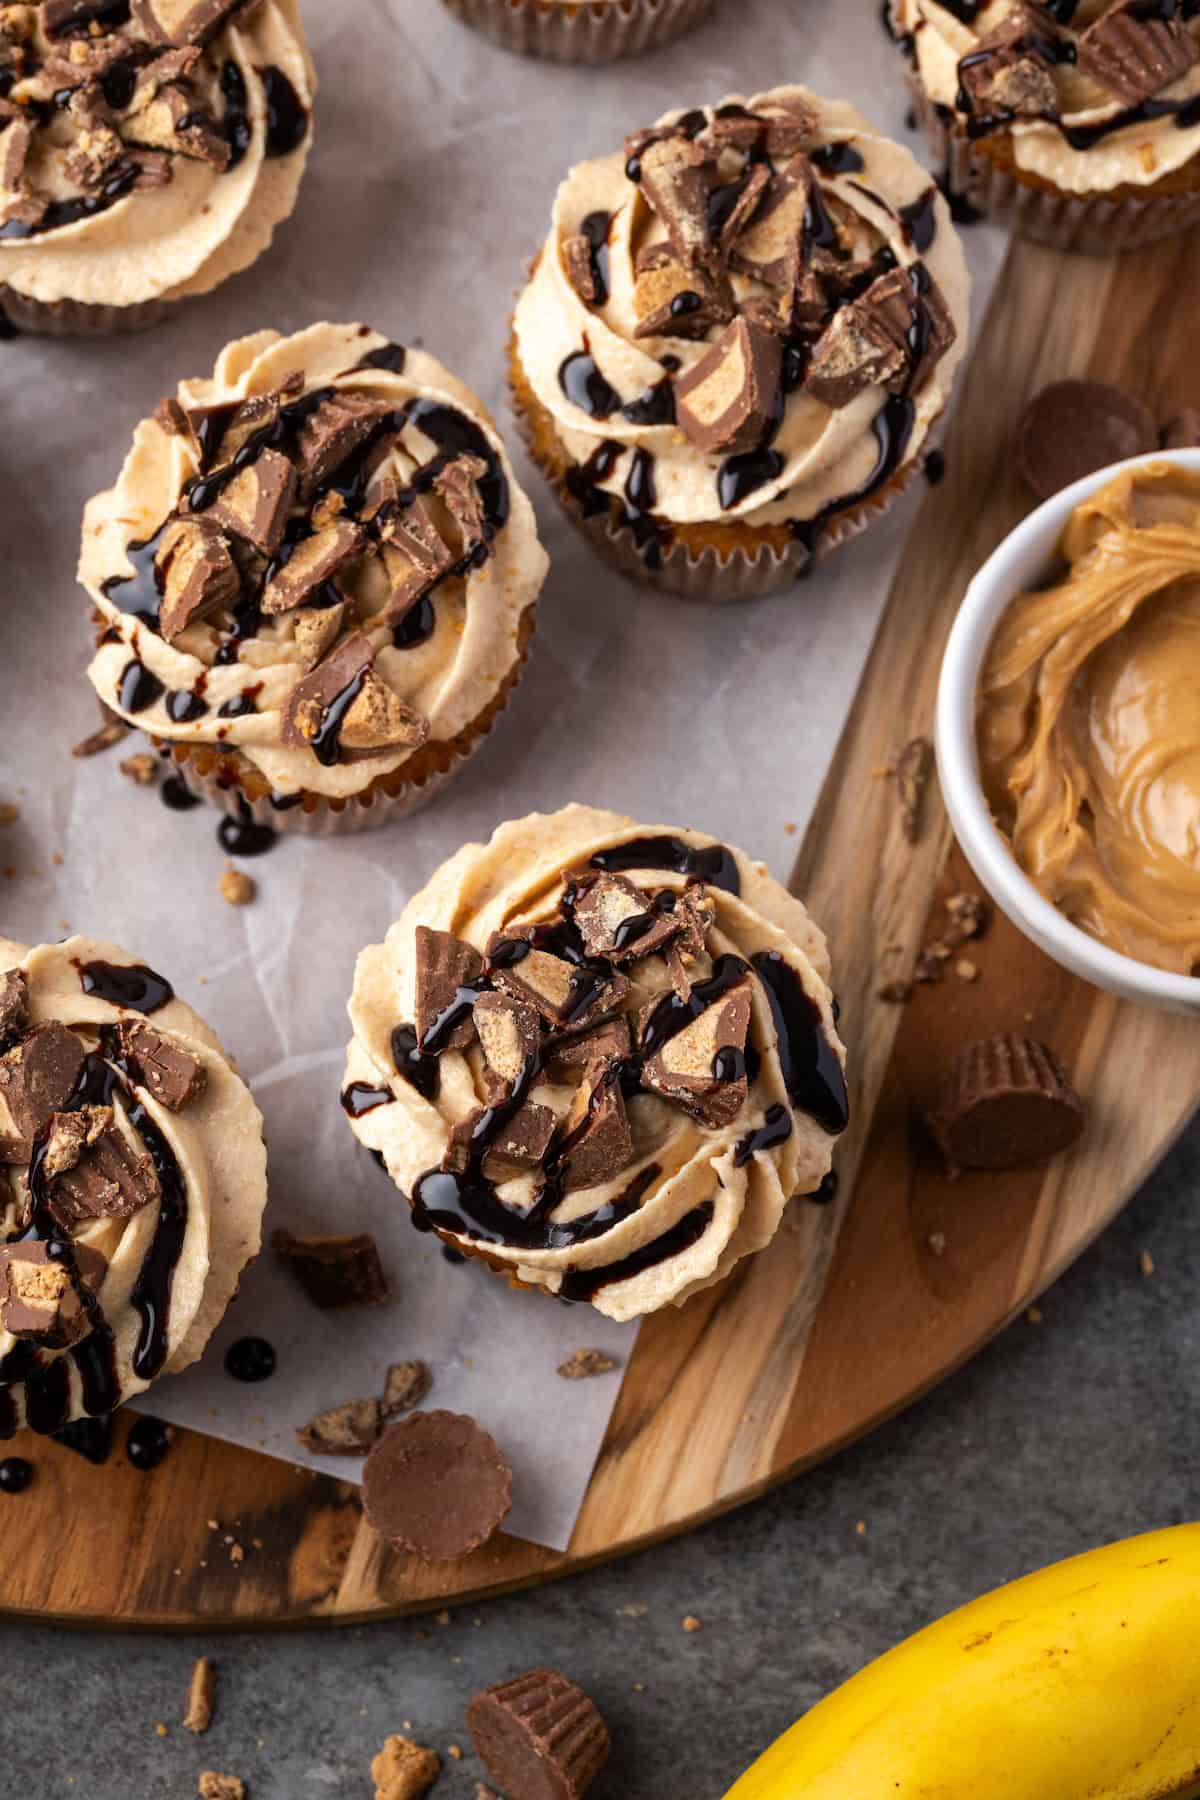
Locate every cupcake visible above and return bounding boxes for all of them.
[0,933,267,1438]
[438,0,713,65]
[510,84,970,602]
[80,323,550,835]
[0,0,315,337]
[891,1,1200,254]
[342,805,848,1322]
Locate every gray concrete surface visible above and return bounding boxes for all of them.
[3,1114,1197,1799]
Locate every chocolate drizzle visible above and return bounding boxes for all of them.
[0,167,136,240]
[221,58,251,166]
[355,343,407,375]
[118,659,165,714]
[558,1201,714,1303]
[559,348,621,420]
[734,1102,793,1166]
[579,210,612,306]
[719,447,785,511]
[341,1080,392,1118]
[77,960,173,1013]
[261,65,308,156]
[391,1024,441,1102]
[590,834,741,895]
[751,952,848,1134]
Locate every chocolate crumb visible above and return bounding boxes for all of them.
[218,863,256,907]
[382,1360,432,1418]
[371,1734,440,1800]
[557,1348,618,1380]
[72,713,130,758]
[120,752,160,787]
[271,1228,388,1308]
[892,736,932,845]
[297,1397,382,1457]
[183,1656,215,1735]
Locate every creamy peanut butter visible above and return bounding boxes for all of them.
[977,463,1200,975]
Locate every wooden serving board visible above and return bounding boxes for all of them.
[3,233,1198,1629]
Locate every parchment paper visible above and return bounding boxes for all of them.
[0,0,1006,1551]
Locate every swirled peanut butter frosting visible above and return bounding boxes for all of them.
[0,934,267,1437]
[894,1,1200,196]
[977,462,1200,976]
[0,0,313,310]
[343,806,848,1322]
[512,83,969,559]
[82,323,549,801]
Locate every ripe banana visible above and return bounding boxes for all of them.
[725,1524,1200,1800]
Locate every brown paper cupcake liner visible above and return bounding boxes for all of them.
[908,75,1200,255]
[0,285,178,337]
[439,0,712,62]
[509,344,930,603]
[128,603,536,839]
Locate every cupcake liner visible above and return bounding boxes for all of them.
[132,602,536,839]
[509,347,930,603]
[439,0,713,63]
[908,75,1200,255]
[0,285,178,337]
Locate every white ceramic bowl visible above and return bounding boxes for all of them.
[935,448,1200,1017]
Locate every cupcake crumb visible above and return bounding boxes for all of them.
[370,1733,440,1800]
[447,1744,463,1760]
[198,1776,244,1800]
[682,1614,702,1633]
[0,802,18,827]
[954,957,979,982]
[154,1723,169,1739]
[1139,1249,1156,1278]
[1026,1305,1044,1325]
[928,1231,946,1257]
[183,1657,215,1734]
[119,752,160,787]
[218,863,256,907]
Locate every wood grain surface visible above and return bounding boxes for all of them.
[2,231,1196,1629]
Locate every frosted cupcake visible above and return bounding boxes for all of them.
[438,0,713,65]
[892,0,1200,253]
[0,934,267,1438]
[342,805,848,1322]
[510,84,970,601]
[81,323,549,836]
[0,0,314,336]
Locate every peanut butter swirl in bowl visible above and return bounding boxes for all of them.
[342,806,848,1322]
[977,462,1200,978]
[0,934,267,1438]
[0,0,315,334]
[80,322,550,834]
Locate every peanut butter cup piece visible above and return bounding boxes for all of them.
[156,518,241,643]
[362,1410,513,1560]
[632,243,734,342]
[271,1229,389,1308]
[630,130,715,271]
[446,1098,557,1182]
[433,453,489,549]
[293,393,392,501]
[202,448,297,557]
[467,1668,611,1800]
[261,519,364,615]
[48,1114,161,1223]
[281,632,428,758]
[131,0,254,48]
[0,969,29,1043]
[559,1067,633,1194]
[1017,380,1158,500]
[676,314,783,456]
[292,602,345,670]
[473,991,540,1095]
[1076,0,1199,104]
[957,4,1058,120]
[542,1015,632,1083]
[415,926,484,1053]
[642,979,752,1128]
[806,267,917,408]
[0,1239,107,1348]
[570,871,680,964]
[930,1034,1084,1171]
[0,1022,86,1163]
[562,232,601,304]
[377,494,454,626]
[297,1396,382,1456]
[112,1020,205,1112]
[488,935,629,1032]
[729,154,812,286]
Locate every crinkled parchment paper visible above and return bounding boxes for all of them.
[0,0,1006,1550]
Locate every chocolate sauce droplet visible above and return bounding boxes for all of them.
[225,1337,276,1383]
[341,1081,392,1118]
[78,959,174,1014]
[53,1413,114,1465]
[261,65,308,156]
[718,448,785,511]
[559,349,621,420]
[0,1457,33,1494]
[118,659,165,714]
[160,774,202,813]
[441,1246,467,1266]
[165,689,208,724]
[924,448,946,485]
[126,1415,172,1471]
[806,1169,839,1205]
[391,1023,442,1102]
[216,800,276,857]
[356,343,407,374]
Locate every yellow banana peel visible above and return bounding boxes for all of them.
[726,1524,1200,1800]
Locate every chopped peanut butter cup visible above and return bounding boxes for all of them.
[930,1035,1085,1172]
